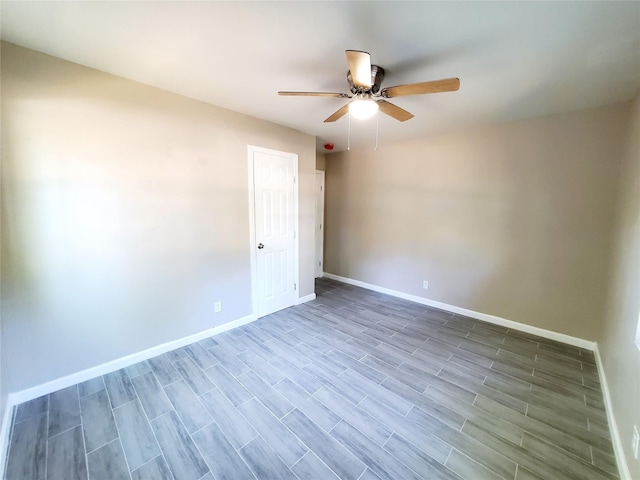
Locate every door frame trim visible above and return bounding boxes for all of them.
[315,170,325,278]
[247,145,299,318]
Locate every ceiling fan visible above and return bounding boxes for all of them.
[279,50,460,123]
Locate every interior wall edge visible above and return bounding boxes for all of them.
[593,343,633,480]
[596,86,640,480]
[0,401,14,480]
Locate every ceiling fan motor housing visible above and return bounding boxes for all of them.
[348,65,385,95]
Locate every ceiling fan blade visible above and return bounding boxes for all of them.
[324,104,350,123]
[346,50,372,89]
[377,100,414,122]
[381,77,460,98]
[278,91,350,98]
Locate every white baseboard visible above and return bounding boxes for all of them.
[298,293,316,304]
[0,400,15,480]
[4,291,318,409]
[323,273,595,350]
[593,344,631,480]
[6,314,257,407]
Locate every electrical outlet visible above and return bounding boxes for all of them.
[214,301,222,313]
[423,280,429,290]
[632,425,639,460]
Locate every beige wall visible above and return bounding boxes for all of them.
[0,43,316,400]
[325,103,628,341]
[325,98,640,474]
[599,90,640,478]
[316,153,326,171]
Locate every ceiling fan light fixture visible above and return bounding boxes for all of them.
[349,98,379,119]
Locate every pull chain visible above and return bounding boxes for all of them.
[346,109,380,151]
[375,110,379,151]
[347,112,351,151]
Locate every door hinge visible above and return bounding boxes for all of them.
[293,176,296,184]
[294,283,297,291]
[320,223,322,230]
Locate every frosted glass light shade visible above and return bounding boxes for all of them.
[349,99,379,119]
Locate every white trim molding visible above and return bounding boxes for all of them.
[593,344,632,480]
[635,310,640,352]
[4,314,256,408]
[0,401,15,479]
[323,273,595,350]
[298,293,316,304]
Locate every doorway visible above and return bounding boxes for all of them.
[248,145,299,318]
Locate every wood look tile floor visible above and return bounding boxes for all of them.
[4,278,619,480]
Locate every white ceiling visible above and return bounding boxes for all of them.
[2,1,639,152]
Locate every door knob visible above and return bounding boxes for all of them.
[258,243,264,249]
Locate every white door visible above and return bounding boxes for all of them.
[249,146,298,318]
[315,171,325,278]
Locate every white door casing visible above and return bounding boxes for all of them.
[315,171,325,278]
[248,145,298,318]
